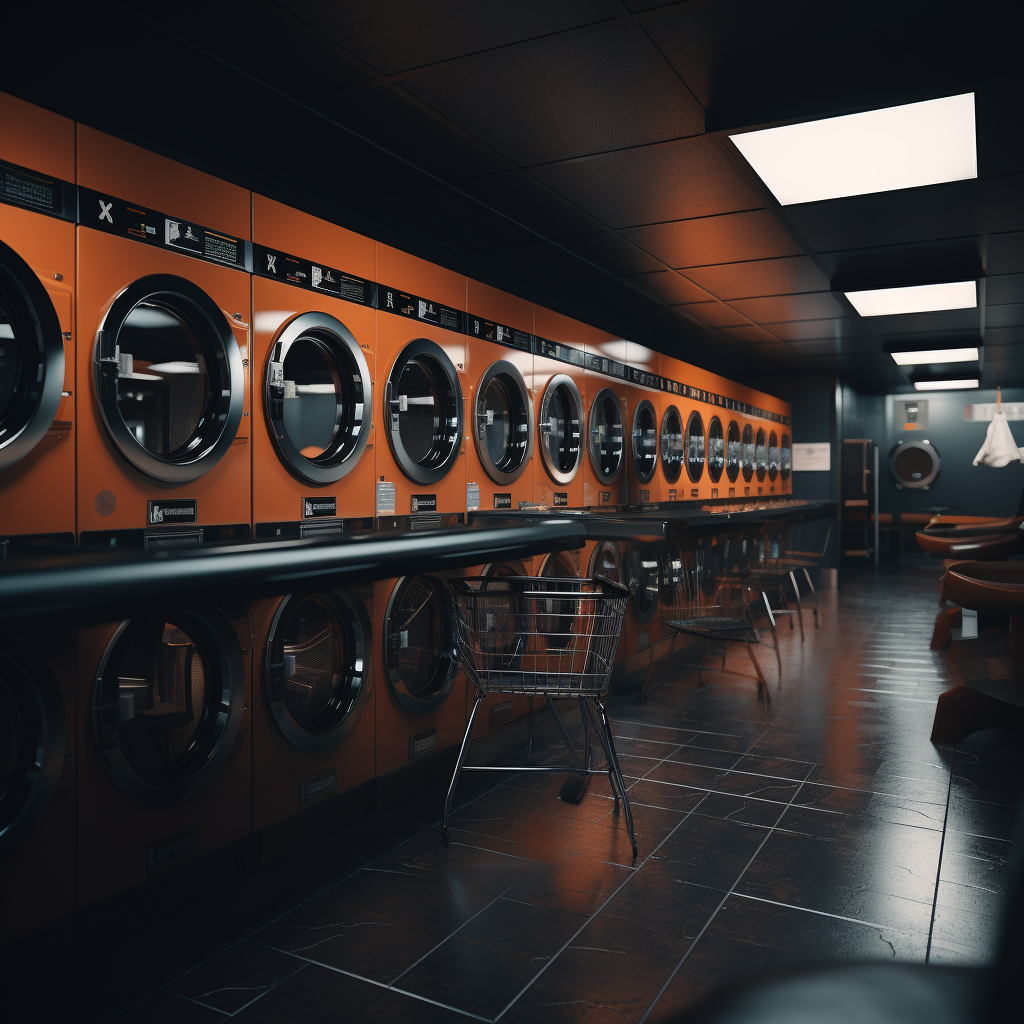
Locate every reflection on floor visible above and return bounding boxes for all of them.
[105,565,1022,1023]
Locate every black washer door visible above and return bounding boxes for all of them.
[660,405,684,485]
[726,420,741,483]
[631,399,658,483]
[264,313,372,485]
[755,428,768,481]
[781,433,792,481]
[94,275,244,483]
[385,339,463,485]
[768,431,779,481]
[0,640,65,861]
[538,374,583,485]
[0,239,65,472]
[686,411,705,483]
[588,541,623,586]
[474,360,532,485]
[91,607,244,806]
[265,589,371,752]
[626,545,660,624]
[588,388,624,482]
[707,417,725,483]
[384,575,457,714]
[742,424,755,482]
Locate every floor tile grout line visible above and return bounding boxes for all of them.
[926,744,957,964]
[637,780,809,1024]
[730,892,932,935]
[491,791,715,1022]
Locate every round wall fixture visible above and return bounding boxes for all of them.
[660,405,684,484]
[473,360,532,485]
[726,420,741,483]
[707,417,725,483]
[91,607,245,807]
[383,574,457,714]
[686,411,705,483]
[0,239,65,472]
[631,399,658,483]
[781,433,792,482]
[264,312,372,485]
[768,430,779,482]
[588,387,624,483]
[741,424,754,482]
[755,428,768,482]
[264,588,371,753]
[0,641,66,860]
[384,339,464,485]
[93,275,244,483]
[537,374,583,485]
[889,439,941,490]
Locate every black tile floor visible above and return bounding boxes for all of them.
[104,565,1023,1022]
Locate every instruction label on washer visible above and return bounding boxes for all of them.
[410,494,436,513]
[148,498,197,525]
[375,480,396,514]
[493,493,512,509]
[303,497,337,518]
[466,482,480,512]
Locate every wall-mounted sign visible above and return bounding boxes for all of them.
[792,442,831,471]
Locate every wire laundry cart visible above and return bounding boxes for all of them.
[443,575,637,859]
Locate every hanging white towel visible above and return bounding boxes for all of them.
[973,410,1024,466]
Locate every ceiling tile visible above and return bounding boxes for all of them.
[762,318,878,343]
[869,307,981,337]
[682,256,830,299]
[531,135,763,228]
[985,326,1024,347]
[989,232,1024,275]
[399,21,704,165]
[819,238,984,290]
[472,239,606,285]
[458,171,603,237]
[985,303,1024,329]
[564,233,666,275]
[720,324,782,345]
[673,301,750,329]
[622,209,802,268]
[621,271,710,305]
[728,291,849,324]
[986,275,1024,306]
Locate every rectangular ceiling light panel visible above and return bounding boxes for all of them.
[845,280,977,317]
[913,378,979,391]
[731,93,977,205]
[891,346,979,365]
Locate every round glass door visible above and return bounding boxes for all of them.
[92,608,245,806]
[768,431,779,482]
[474,360,532,485]
[631,399,658,483]
[726,421,741,483]
[265,589,370,752]
[264,313,372,485]
[686,412,705,483]
[626,545,660,624]
[707,417,725,483]
[383,575,457,714]
[781,433,792,481]
[755,429,768,481]
[0,240,66,472]
[538,374,583,485]
[660,405,684,484]
[93,275,244,483]
[0,641,66,860]
[588,388,624,482]
[741,424,755,482]
[588,541,623,585]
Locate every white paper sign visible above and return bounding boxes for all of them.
[792,442,831,471]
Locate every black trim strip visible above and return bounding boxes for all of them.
[378,284,465,334]
[78,188,252,271]
[467,314,533,354]
[0,158,75,220]
[253,243,373,306]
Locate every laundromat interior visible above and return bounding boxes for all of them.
[2,3,1024,1022]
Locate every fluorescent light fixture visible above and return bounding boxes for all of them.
[845,280,977,317]
[731,93,976,205]
[891,346,979,366]
[913,378,979,391]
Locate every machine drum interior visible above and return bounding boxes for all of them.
[686,411,705,483]
[538,374,583,485]
[386,340,463,485]
[707,417,725,483]
[265,313,372,484]
[889,440,941,489]
[755,429,768,481]
[631,399,658,483]
[588,541,623,586]
[94,275,243,483]
[589,387,624,481]
[660,405,684,485]
[726,420,741,483]
[474,360,532,484]
[741,424,755,482]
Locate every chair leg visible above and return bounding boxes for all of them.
[761,591,783,676]
[443,690,484,846]
[802,567,820,627]
[745,642,771,704]
[789,571,805,641]
[592,698,638,861]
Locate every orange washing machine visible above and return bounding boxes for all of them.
[0,92,76,550]
[374,572,465,784]
[660,400,686,503]
[374,245,466,529]
[627,382,662,508]
[532,307,587,510]
[75,127,251,549]
[0,622,75,959]
[683,404,709,501]
[76,602,251,913]
[623,540,663,658]
[780,428,793,494]
[584,331,628,511]
[251,585,375,857]
[465,280,534,514]
[754,424,768,496]
[251,195,375,539]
